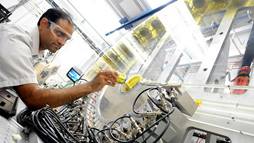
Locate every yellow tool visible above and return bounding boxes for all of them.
[117,73,181,92]
[116,73,143,92]
[116,73,126,84]
[121,74,143,92]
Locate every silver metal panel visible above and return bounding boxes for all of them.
[157,49,183,83]
[195,8,238,84]
[138,33,171,75]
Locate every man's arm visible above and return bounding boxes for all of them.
[14,71,118,110]
[241,24,254,67]
[231,22,254,94]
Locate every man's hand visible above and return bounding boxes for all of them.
[88,70,118,92]
[231,75,249,94]
[231,66,251,94]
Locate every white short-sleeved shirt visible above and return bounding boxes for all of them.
[0,24,40,88]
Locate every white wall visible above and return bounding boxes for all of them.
[0,0,118,82]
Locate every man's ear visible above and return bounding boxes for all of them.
[39,17,49,28]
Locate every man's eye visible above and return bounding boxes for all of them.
[54,29,66,37]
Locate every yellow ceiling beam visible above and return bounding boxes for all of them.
[184,0,254,25]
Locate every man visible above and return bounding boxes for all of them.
[232,9,254,94]
[0,8,118,110]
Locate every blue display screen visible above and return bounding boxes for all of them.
[67,68,81,82]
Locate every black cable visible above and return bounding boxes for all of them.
[95,128,118,143]
[109,108,174,143]
[86,127,94,142]
[133,87,172,114]
[147,93,168,113]
[80,78,88,82]
[88,127,102,143]
[141,126,157,143]
[35,109,68,142]
[72,77,88,87]
[140,108,173,143]
[46,109,80,142]
[152,114,170,143]
[56,104,69,115]
[95,128,108,142]
[140,114,170,143]
[109,115,134,143]
[18,86,175,143]
[44,112,68,143]
[31,107,81,143]
[16,108,33,127]
[117,87,173,142]
[32,109,60,143]
[141,110,173,142]
[17,106,87,143]
[132,87,158,114]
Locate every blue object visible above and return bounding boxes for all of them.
[105,0,177,36]
[119,17,133,30]
[67,67,82,83]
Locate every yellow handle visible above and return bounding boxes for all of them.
[124,74,142,92]
[116,73,126,84]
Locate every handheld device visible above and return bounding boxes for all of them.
[66,67,82,83]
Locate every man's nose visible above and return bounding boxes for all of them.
[57,37,66,47]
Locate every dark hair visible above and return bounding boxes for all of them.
[37,8,73,26]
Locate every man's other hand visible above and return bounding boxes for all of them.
[89,70,118,92]
[231,75,249,94]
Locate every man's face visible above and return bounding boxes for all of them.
[39,18,74,53]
